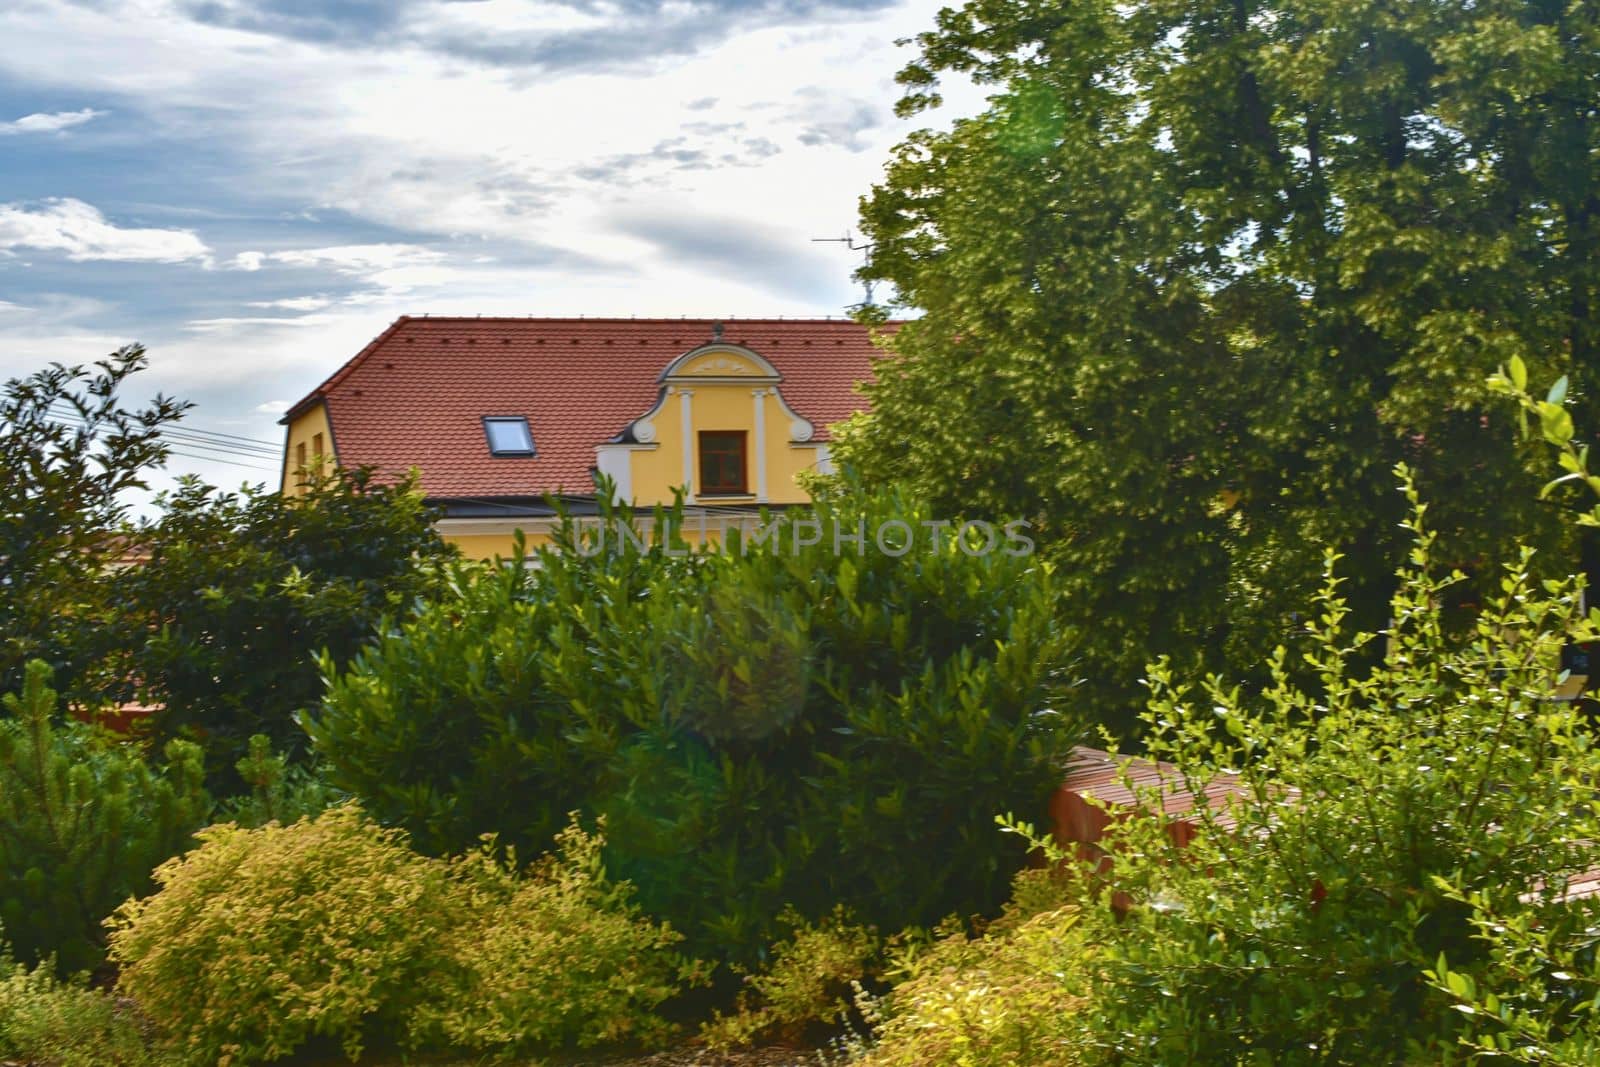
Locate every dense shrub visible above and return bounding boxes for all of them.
[308,484,1081,961]
[110,467,455,788]
[0,661,207,974]
[107,804,690,1065]
[858,872,1089,1067]
[702,907,880,1050]
[1045,472,1600,1062]
[213,734,343,829]
[0,949,154,1067]
[415,818,700,1054]
[108,804,449,1064]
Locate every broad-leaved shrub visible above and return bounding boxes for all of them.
[108,805,693,1065]
[308,483,1081,962]
[0,945,154,1067]
[702,906,879,1050]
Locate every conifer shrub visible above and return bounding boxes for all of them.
[307,484,1081,963]
[0,661,208,974]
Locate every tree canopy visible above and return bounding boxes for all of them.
[838,0,1600,724]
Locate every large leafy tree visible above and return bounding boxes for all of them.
[840,0,1599,724]
[2,351,455,789]
[0,347,188,702]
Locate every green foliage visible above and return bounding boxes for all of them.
[111,466,455,788]
[308,483,1081,963]
[414,816,700,1055]
[1050,471,1600,1062]
[107,804,690,1066]
[0,661,207,974]
[839,0,1600,728]
[701,907,879,1050]
[108,803,456,1065]
[0,949,154,1067]
[858,877,1089,1067]
[0,348,188,704]
[213,734,343,829]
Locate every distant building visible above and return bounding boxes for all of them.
[278,316,896,558]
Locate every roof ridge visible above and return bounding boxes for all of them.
[392,315,906,324]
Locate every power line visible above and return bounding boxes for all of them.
[46,408,282,463]
[41,414,279,474]
[46,403,282,454]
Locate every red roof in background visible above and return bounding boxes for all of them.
[286,316,898,499]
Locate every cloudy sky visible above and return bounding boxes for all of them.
[0,0,973,496]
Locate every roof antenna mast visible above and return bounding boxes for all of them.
[811,230,876,311]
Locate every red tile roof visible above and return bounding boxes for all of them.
[285,316,898,499]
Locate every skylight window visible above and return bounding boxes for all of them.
[483,416,536,456]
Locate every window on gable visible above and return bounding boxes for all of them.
[484,416,536,456]
[699,431,747,494]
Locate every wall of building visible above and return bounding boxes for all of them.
[280,402,335,497]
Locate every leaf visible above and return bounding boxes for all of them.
[1510,355,1528,391]
[1547,375,1569,405]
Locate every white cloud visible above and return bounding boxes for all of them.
[247,295,333,310]
[0,108,105,135]
[0,198,211,263]
[262,244,447,273]
[255,399,292,414]
[231,250,265,271]
[184,314,333,332]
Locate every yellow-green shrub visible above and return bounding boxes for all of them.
[106,805,695,1065]
[415,818,700,1054]
[0,950,153,1067]
[702,906,879,1050]
[858,871,1089,1067]
[107,804,452,1065]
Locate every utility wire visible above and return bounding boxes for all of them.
[46,403,282,455]
[42,414,279,474]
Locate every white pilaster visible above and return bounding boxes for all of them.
[752,387,769,502]
[678,387,695,501]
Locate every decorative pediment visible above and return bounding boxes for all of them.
[658,343,781,383]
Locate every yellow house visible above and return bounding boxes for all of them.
[279,316,894,559]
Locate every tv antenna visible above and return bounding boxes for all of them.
[811,231,877,309]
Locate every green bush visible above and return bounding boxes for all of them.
[858,875,1089,1067]
[0,661,208,974]
[0,949,154,1067]
[1047,470,1600,1062]
[415,817,700,1055]
[701,906,880,1050]
[213,734,343,829]
[107,804,692,1065]
[111,467,455,790]
[307,483,1081,962]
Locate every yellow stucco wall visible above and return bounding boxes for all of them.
[280,402,334,497]
[619,349,829,507]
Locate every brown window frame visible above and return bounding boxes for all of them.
[698,430,748,495]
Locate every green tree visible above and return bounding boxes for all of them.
[0,661,208,975]
[114,467,455,787]
[0,348,187,702]
[839,0,1599,727]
